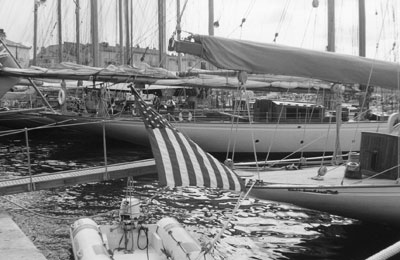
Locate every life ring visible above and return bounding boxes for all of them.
[178,110,193,122]
[387,112,400,133]
[58,89,66,105]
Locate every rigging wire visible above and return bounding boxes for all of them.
[349,0,391,153]
[227,0,256,38]
[263,89,290,165]
[300,3,316,48]
[273,0,290,43]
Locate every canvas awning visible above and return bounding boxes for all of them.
[171,35,400,90]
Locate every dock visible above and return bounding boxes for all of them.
[0,210,47,260]
[0,159,157,196]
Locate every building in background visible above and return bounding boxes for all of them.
[0,29,31,68]
[35,41,210,72]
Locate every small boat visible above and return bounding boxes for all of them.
[70,197,215,260]
[69,85,245,260]
[236,128,400,226]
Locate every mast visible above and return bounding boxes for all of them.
[75,0,80,64]
[158,0,167,68]
[119,0,124,65]
[327,0,335,52]
[90,0,99,67]
[176,0,182,71]
[33,0,38,66]
[333,84,343,164]
[326,0,342,163]
[125,0,130,64]
[208,0,214,36]
[358,0,366,57]
[57,0,62,63]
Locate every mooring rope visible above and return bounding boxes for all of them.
[1,196,117,222]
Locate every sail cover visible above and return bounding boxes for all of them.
[0,62,178,84]
[175,35,400,90]
[131,86,244,192]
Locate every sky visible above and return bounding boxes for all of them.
[0,0,398,61]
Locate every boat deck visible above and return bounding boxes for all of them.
[238,165,400,187]
[0,210,47,260]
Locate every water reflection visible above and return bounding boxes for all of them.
[1,128,400,260]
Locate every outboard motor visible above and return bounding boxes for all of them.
[119,197,141,222]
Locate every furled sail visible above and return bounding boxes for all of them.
[171,34,400,90]
[130,85,245,192]
[0,62,178,84]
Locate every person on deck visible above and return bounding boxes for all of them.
[153,94,161,111]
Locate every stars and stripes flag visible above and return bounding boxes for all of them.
[131,87,245,192]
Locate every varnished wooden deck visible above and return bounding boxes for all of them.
[0,159,156,195]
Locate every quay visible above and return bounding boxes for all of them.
[0,159,157,195]
[0,210,47,260]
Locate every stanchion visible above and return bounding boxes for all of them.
[102,120,109,180]
[24,128,34,191]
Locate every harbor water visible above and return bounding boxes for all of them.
[1,128,400,260]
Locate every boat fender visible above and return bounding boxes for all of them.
[187,111,193,121]
[58,89,66,105]
[70,218,112,260]
[156,217,214,260]
[388,113,400,133]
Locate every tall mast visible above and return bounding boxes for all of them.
[125,0,130,64]
[90,0,99,66]
[75,0,80,64]
[57,0,62,63]
[208,0,214,36]
[33,0,38,66]
[119,0,124,65]
[327,0,335,52]
[326,0,342,163]
[176,0,182,71]
[358,0,366,57]
[158,0,166,68]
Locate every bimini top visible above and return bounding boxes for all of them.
[172,34,400,91]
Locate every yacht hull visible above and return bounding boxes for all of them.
[43,113,389,153]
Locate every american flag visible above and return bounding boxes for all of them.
[131,88,245,192]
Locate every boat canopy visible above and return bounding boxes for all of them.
[171,34,400,90]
